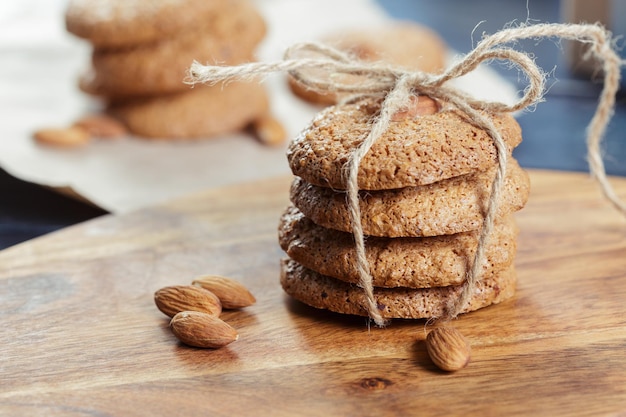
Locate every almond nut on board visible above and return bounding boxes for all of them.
[192,275,256,309]
[154,285,222,318]
[425,326,471,372]
[170,311,239,349]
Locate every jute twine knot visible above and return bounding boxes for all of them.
[188,22,626,327]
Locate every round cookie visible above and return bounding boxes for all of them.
[108,81,268,139]
[278,204,518,288]
[290,158,530,238]
[286,97,523,190]
[65,0,231,48]
[280,259,516,320]
[289,22,447,105]
[80,0,266,98]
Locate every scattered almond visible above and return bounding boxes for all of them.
[33,126,90,147]
[251,114,287,146]
[154,285,222,318]
[170,311,238,348]
[192,275,256,309]
[73,114,127,138]
[425,326,471,371]
[391,95,438,121]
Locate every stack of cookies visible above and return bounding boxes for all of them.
[64,0,270,139]
[289,22,448,106]
[279,96,530,320]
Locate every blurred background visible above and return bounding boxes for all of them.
[1,0,624,249]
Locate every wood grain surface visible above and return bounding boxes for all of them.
[1,170,625,417]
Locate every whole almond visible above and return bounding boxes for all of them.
[251,114,287,146]
[192,275,256,309]
[33,126,90,147]
[170,311,238,348]
[391,95,438,121]
[154,285,222,318]
[73,114,127,138]
[425,326,471,371]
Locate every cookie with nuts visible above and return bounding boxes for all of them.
[79,0,266,98]
[280,259,516,320]
[108,82,269,139]
[288,23,447,105]
[279,92,527,321]
[286,96,523,190]
[278,205,518,288]
[289,158,529,238]
[65,0,232,48]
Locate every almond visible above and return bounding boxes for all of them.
[425,326,471,371]
[251,114,287,146]
[73,114,127,138]
[391,95,438,121]
[192,275,256,309]
[33,126,90,147]
[154,285,222,318]
[170,311,238,348]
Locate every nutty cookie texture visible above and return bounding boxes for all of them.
[278,205,518,288]
[286,98,522,190]
[109,82,268,139]
[65,0,231,48]
[280,259,516,320]
[80,0,266,98]
[290,158,530,238]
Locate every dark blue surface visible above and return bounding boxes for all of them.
[0,168,107,249]
[1,0,624,250]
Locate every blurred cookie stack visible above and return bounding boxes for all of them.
[279,95,530,320]
[64,0,275,140]
[288,22,447,105]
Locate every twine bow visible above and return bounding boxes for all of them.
[188,23,625,327]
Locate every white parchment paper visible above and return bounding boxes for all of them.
[0,0,518,213]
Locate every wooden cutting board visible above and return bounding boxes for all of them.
[1,169,625,416]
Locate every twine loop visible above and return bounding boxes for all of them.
[188,22,625,327]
